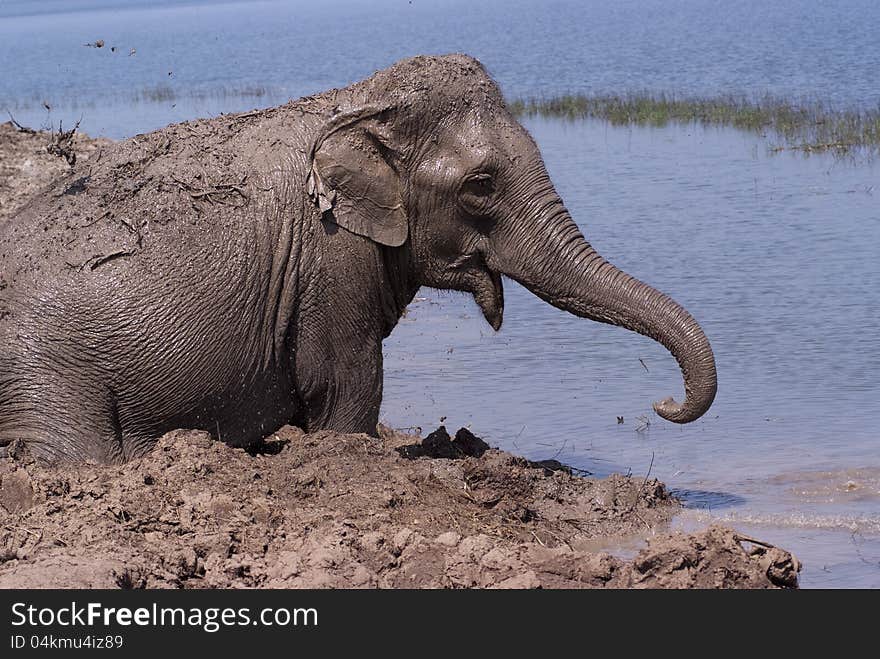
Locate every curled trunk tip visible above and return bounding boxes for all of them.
[651,345,718,423]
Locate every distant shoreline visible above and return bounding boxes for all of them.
[5,87,879,157]
[509,93,880,156]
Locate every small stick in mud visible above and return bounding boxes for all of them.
[733,534,777,549]
[640,451,655,492]
[88,249,136,271]
[629,450,657,518]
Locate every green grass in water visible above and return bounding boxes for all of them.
[509,93,880,156]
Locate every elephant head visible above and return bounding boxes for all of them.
[308,55,717,423]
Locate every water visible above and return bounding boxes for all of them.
[3,0,879,135]
[384,120,880,588]
[1,0,878,587]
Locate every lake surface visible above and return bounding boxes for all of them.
[385,119,880,588]
[1,0,878,588]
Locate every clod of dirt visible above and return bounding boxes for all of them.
[620,526,801,589]
[397,425,490,459]
[0,463,35,513]
[0,426,799,588]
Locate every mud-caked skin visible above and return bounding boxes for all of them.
[0,55,717,463]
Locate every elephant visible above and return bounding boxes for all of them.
[0,54,716,463]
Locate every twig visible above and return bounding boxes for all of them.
[850,531,880,567]
[632,511,651,530]
[640,451,655,491]
[542,527,574,551]
[88,249,136,270]
[3,524,42,538]
[230,109,271,122]
[188,183,248,200]
[511,424,526,453]
[551,438,568,461]
[628,450,657,516]
[77,210,111,229]
[46,118,82,166]
[733,534,776,549]
[6,111,36,134]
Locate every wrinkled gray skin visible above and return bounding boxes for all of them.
[0,55,716,463]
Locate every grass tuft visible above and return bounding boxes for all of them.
[509,93,880,156]
[135,84,271,104]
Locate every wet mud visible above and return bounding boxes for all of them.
[0,426,799,589]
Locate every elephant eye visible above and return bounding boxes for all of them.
[461,174,495,198]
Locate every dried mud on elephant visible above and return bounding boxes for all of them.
[0,121,797,588]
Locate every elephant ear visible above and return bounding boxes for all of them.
[307,111,407,247]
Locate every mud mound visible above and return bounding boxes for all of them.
[0,121,111,219]
[0,426,798,588]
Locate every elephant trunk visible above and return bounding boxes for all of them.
[496,204,717,424]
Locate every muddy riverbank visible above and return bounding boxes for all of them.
[0,426,799,588]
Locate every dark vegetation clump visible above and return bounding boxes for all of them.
[45,119,81,166]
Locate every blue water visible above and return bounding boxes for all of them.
[3,0,879,135]
[1,0,878,588]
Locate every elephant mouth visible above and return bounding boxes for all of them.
[445,251,504,330]
[470,261,504,331]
